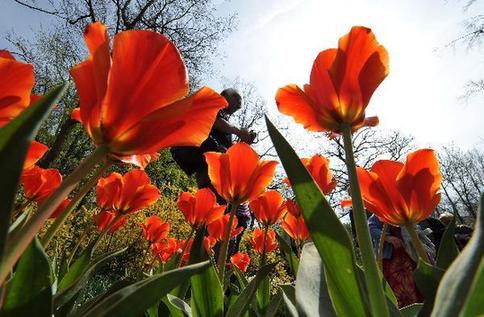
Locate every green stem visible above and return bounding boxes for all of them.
[404,224,430,262]
[177,226,196,267]
[377,224,388,271]
[217,203,239,281]
[0,145,108,284]
[260,225,269,267]
[67,228,90,266]
[341,124,389,317]
[41,159,112,247]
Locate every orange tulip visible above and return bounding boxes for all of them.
[94,210,127,233]
[203,236,217,254]
[276,26,389,133]
[49,199,71,219]
[357,149,442,226]
[177,239,193,266]
[284,154,336,194]
[250,228,278,254]
[23,141,49,170]
[21,166,62,203]
[0,50,35,127]
[205,143,278,204]
[282,212,310,244]
[249,191,287,226]
[70,22,227,158]
[140,215,170,243]
[152,237,180,263]
[230,252,250,272]
[96,169,160,215]
[207,214,244,241]
[177,188,226,228]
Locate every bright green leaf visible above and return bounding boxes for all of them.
[0,84,67,265]
[431,193,484,317]
[266,116,368,317]
[226,264,274,317]
[2,238,52,317]
[436,218,459,270]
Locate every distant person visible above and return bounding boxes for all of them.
[438,212,473,249]
[369,214,436,307]
[171,88,256,255]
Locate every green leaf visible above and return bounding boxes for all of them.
[436,218,459,270]
[233,265,249,289]
[400,304,423,317]
[226,264,275,317]
[263,288,283,317]
[0,84,67,264]
[295,242,337,317]
[280,284,299,317]
[459,260,484,317]
[431,193,484,317]
[79,261,210,317]
[256,275,271,314]
[189,228,224,317]
[412,260,444,317]
[2,238,52,317]
[275,231,299,275]
[266,116,368,316]
[167,294,193,317]
[70,279,132,317]
[54,247,127,309]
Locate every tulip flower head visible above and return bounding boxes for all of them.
[276,26,389,134]
[284,154,336,195]
[0,50,35,127]
[205,143,278,204]
[94,210,127,233]
[177,188,226,228]
[281,212,310,244]
[140,215,170,244]
[70,22,227,159]
[357,149,442,226]
[230,252,251,272]
[152,237,180,263]
[23,141,49,170]
[21,166,62,203]
[207,214,244,241]
[250,228,278,254]
[249,190,287,226]
[96,169,160,215]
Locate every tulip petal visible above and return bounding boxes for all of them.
[101,29,189,141]
[276,84,326,132]
[109,87,227,155]
[23,141,48,170]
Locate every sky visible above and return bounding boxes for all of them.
[1,0,483,152]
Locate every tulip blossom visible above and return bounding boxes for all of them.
[49,199,71,219]
[94,210,127,233]
[207,214,244,241]
[282,212,310,244]
[205,143,278,204]
[284,154,336,194]
[0,50,35,127]
[230,252,251,272]
[249,191,287,226]
[96,169,160,215]
[23,141,49,170]
[250,228,278,254]
[275,26,389,134]
[203,236,217,254]
[140,215,170,243]
[21,166,62,203]
[70,22,227,158]
[357,149,442,226]
[152,238,180,263]
[178,239,193,266]
[177,188,226,228]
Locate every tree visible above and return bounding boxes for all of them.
[438,145,484,222]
